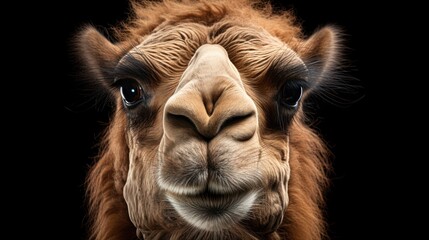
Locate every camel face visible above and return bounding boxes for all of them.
[76,1,342,239]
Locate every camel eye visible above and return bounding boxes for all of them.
[278,84,303,109]
[118,79,145,107]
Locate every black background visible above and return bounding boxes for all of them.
[51,0,401,239]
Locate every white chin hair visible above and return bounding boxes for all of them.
[167,191,258,232]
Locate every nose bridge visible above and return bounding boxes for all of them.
[177,44,243,92]
[164,44,256,140]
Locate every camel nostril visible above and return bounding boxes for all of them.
[166,113,198,132]
[166,112,214,141]
[221,112,255,131]
[167,113,193,125]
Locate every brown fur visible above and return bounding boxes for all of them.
[76,0,340,239]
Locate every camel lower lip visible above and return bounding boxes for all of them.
[166,191,258,231]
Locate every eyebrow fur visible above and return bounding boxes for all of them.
[113,53,158,85]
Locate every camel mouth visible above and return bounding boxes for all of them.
[166,190,258,231]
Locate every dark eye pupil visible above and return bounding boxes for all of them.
[120,80,143,105]
[280,85,303,108]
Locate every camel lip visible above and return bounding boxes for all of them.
[166,190,259,231]
[167,190,249,209]
[167,189,250,204]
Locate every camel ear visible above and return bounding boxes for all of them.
[301,26,341,84]
[76,26,123,87]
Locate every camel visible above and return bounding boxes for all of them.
[75,0,342,239]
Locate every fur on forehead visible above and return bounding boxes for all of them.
[76,0,340,92]
[116,0,304,46]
